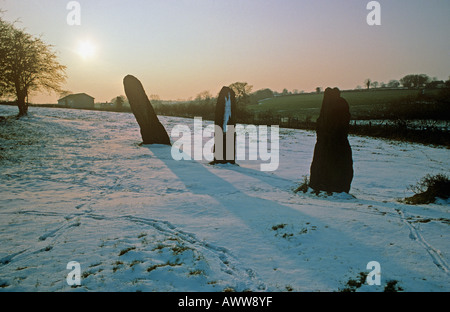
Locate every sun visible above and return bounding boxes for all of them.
[77,40,96,60]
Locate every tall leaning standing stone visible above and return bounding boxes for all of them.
[309,87,353,193]
[123,75,171,145]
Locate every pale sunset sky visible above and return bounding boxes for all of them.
[1,0,449,103]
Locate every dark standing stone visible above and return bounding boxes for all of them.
[123,75,171,145]
[211,86,237,164]
[309,87,353,193]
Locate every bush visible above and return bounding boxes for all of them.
[294,176,310,194]
[404,173,450,204]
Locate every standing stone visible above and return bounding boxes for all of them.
[309,87,353,193]
[123,75,171,145]
[211,86,237,164]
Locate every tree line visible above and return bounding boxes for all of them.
[362,74,449,90]
[106,73,450,123]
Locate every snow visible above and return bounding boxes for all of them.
[0,105,449,292]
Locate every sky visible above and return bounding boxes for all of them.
[1,0,449,103]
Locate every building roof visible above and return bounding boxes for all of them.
[58,93,95,101]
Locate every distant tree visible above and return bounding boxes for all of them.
[0,18,12,98]
[194,90,214,106]
[229,82,253,106]
[252,88,274,99]
[364,79,371,89]
[282,88,289,96]
[400,74,430,89]
[315,87,322,94]
[249,88,274,105]
[417,75,430,88]
[114,95,125,110]
[355,85,362,90]
[400,76,412,88]
[0,18,67,116]
[426,80,445,89]
[149,94,161,104]
[387,80,400,88]
[195,90,211,101]
[372,81,379,89]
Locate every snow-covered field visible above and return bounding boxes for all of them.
[0,105,448,292]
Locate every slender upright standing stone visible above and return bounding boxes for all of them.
[211,86,237,164]
[123,75,171,145]
[309,87,353,193]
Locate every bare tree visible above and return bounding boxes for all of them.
[364,78,371,89]
[59,90,73,98]
[195,90,212,104]
[0,18,66,116]
[229,82,253,106]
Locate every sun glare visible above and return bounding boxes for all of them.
[77,40,96,60]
